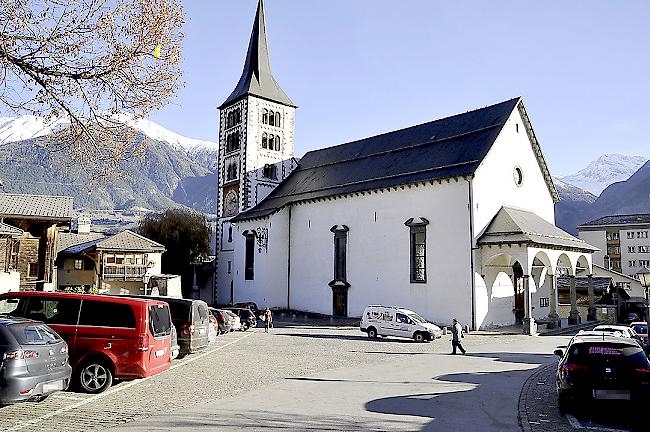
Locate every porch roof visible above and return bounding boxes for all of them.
[478,206,598,253]
[0,221,23,237]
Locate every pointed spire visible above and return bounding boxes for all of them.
[220,0,295,109]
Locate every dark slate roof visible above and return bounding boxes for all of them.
[478,206,598,252]
[0,221,23,237]
[219,0,295,108]
[57,231,107,254]
[0,193,73,220]
[95,230,165,252]
[234,98,529,221]
[557,276,612,293]
[580,213,650,228]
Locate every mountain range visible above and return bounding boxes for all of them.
[0,115,218,214]
[0,116,648,235]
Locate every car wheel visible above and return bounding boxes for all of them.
[78,360,113,394]
[413,332,426,343]
[367,327,378,339]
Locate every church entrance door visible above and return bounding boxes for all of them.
[513,262,524,324]
[332,288,348,317]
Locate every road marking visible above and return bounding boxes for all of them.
[566,414,630,432]
[7,331,256,431]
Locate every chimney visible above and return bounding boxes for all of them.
[73,215,91,235]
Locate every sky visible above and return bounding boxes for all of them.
[23,1,650,177]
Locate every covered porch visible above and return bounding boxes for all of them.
[475,207,598,335]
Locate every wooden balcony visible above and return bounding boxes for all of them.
[102,265,148,281]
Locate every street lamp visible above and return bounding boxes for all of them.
[637,266,650,348]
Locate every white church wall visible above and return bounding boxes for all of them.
[231,208,290,309]
[288,180,474,325]
[472,108,556,236]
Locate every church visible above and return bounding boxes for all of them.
[215,1,597,333]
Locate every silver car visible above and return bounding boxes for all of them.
[0,317,71,405]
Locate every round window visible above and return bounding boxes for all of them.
[514,166,524,187]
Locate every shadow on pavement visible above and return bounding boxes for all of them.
[366,368,543,432]
[464,351,558,365]
[278,333,424,343]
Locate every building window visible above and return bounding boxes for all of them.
[243,231,255,280]
[275,135,281,151]
[540,298,549,308]
[607,232,620,241]
[226,162,238,181]
[612,260,621,270]
[268,134,275,150]
[639,246,649,253]
[638,231,649,239]
[227,261,232,274]
[228,226,233,242]
[333,229,347,281]
[226,108,241,128]
[410,226,426,282]
[74,259,83,270]
[627,232,635,239]
[262,109,268,125]
[513,166,524,187]
[629,260,637,267]
[262,132,268,149]
[275,112,281,127]
[262,164,277,179]
[628,246,636,253]
[640,260,650,267]
[28,262,39,279]
[226,131,240,153]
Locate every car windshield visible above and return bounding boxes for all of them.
[8,323,61,345]
[408,313,427,324]
[631,325,647,335]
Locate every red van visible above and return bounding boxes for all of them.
[0,292,172,393]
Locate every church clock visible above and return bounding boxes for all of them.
[224,189,238,217]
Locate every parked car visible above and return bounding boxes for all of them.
[630,322,648,344]
[209,308,232,334]
[121,296,210,358]
[554,334,650,411]
[0,317,72,405]
[222,310,241,331]
[0,292,172,393]
[592,325,643,346]
[224,307,257,331]
[360,305,442,342]
[233,302,260,317]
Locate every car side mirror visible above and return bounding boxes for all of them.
[553,349,564,357]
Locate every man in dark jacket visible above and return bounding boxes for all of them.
[451,318,466,355]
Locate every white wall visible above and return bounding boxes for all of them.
[235,181,475,325]
[579,230,607,269]
[472,108,556,236]
[0,271,20,294]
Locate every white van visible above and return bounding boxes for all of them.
[360,305,442,342]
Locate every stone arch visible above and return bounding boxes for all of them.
[575,254,591,276]
[556,253,574,276]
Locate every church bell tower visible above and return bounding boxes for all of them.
[215,0,297,305]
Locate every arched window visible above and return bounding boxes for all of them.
[262,109,268,125]
[268,110,275,126]
[268,134,275,150]
[263,164,277,179]
[262,132,268,149]
[275,112,281,127]
[235,108,241,124]
[226,163,237,181]
[275,135,281,151]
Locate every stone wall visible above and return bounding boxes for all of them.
[558,304,617,324]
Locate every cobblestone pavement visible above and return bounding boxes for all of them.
[0,326,566,432]
[518,360,646,432]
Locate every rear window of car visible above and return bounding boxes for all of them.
[149,305,171,337]
[79,300,136,328]
[8,324,61,345]
[568,343,650,368]
[195,303,209,321]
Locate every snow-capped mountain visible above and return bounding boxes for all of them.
[0,114,218,152]
[560,154,648,195]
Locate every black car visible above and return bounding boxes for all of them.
[0,317,71,405]
[233,302,260,317]
[223,307,257,331]
[554,335,650,410]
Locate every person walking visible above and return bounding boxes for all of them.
[450,318,466,355]
[264,308,273,333]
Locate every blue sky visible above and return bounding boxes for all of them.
[135,1,648,175]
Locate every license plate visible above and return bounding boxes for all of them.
[593,389,630,400]
[155,349,166,358]
[42,380,64,392]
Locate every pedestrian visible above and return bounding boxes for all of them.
[264,308,273,333]
[450,318,466,355]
